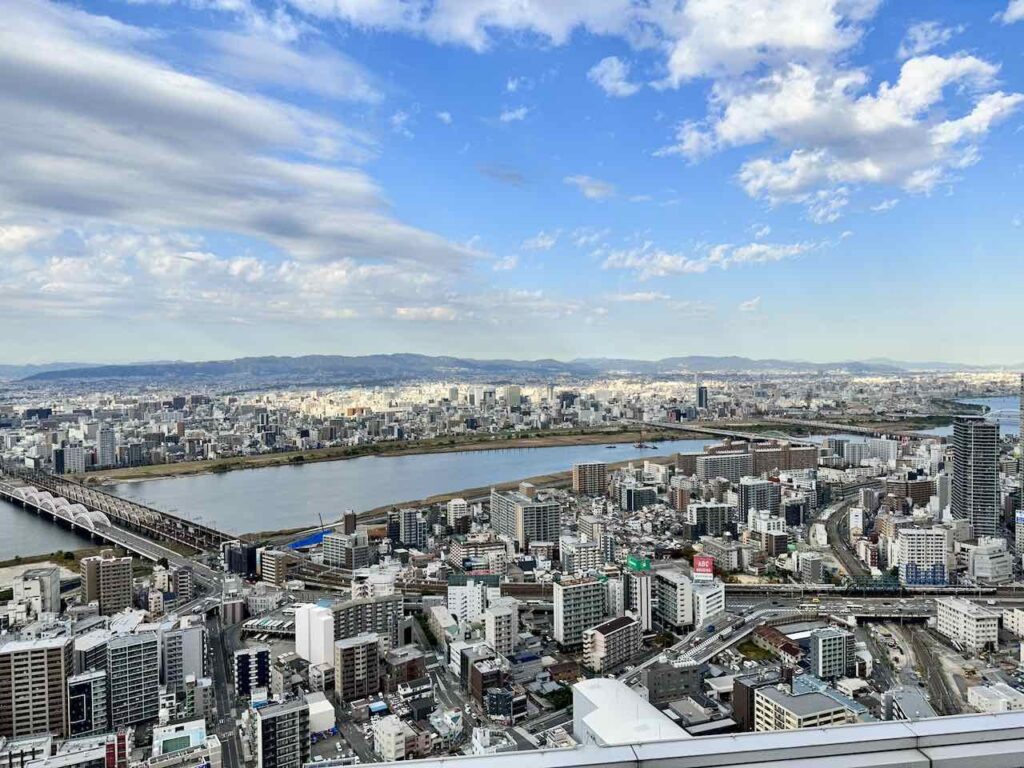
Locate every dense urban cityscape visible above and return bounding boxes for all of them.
[5,0,1024,765]
[1,364,1024,767]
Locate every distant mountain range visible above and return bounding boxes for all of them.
[6,353,1021,385]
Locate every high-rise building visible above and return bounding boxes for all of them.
[0,636,73,738]
[447,579,488,625]
[13,566,62,616]
[696,452,754,483]
[654,569,693,630]
[255,698,310,768]
[697,382,709,410]
[163,620,209,692]
[80,552,133,616]
[489,489,561,549]
[446,498,470,527]
[97,423,116,468]
[692,579,726,629]
[738,477,781,517]
[323,531,370,570]
[553,578,605,648]
[572,462,608,497]
[626,570,653,631]
[259,549,289,587]
[330,594,404,648]
[64,443,86,474]
[68,669,108,736]
[896,527,949,585]
[582,616,641,673]
[334,633,381,702]
[295,604,335,666]
[483,600,519,657]
[107,632,160,728]
[235,646,270,698]
[936,597,999,652]
[809,628,855,680]
[951,415,1000,537]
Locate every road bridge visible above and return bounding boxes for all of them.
[1,463,233,552]
[625,419,820,446]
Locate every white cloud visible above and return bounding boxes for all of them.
[499,106,529,122]
[390,110,414,137]
[661,55,1024,215]
[871,198,899,212]
[609,291,669,302]
[570,227,610,247]
[0,224,50,252]
[897,21,961,59]
[587,56,640,97]
[394,306,459,321]
[522,230,559,250]
[1000,0,1024,23]
[752,224,772,239]
[0,0,478,276]
[492,255,518,270]
[436,110,453,124]
[564,175,616,200]
[738,296,761,312]
[202,30,382,102]
[602,240,819,280]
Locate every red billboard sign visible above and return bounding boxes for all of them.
[693,554,715,580]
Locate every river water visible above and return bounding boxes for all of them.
[2,438,714,557]
[5,396,1019,560]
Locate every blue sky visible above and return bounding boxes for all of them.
[1,0,1022,364]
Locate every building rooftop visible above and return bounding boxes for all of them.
[936,597,999,619]
[589,616,636,635]
[757,685,848,717]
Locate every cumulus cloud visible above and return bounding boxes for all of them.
[738,296,761,312]
[661,55,1023,217]
[602,240,820,280]
[564,175,616,200]
[1000,0,1024,23]
[897,21,961,59]
[588,56,641,97]
[436,110,453,124]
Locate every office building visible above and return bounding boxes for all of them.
[951,416,1000,537]
[642,659,707,707]
[489,489,561,549]
[80,553,133,616]
[619,481,658,511]
[64,444,86,474]
[295,604,334,666]
[582,616,641,673]
[255,698,310,768]
[235,646,270,698]
[572,462,608,497]
[107,632,160,728]
[67,669,108,736]
[936,597,999,651]
[809,628,855,680]
[0,636,73,738]
[754,686,851,731]
[654,569,693,630]
[692,580,726,629]
[553,578,605,648]
[334,633,381,702]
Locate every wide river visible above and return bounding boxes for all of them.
[5,396,1019,560]
[2,438,715,558]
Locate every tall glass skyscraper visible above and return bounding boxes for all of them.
[951,415,1000,537]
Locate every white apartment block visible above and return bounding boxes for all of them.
[654,569,693,630]
[692,580,725,630]
[896,527,949,584]
[483,600,519,657]
[754,687,852,732]
[936,597,999,651]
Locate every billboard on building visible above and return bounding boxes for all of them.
[693,554,715,581]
